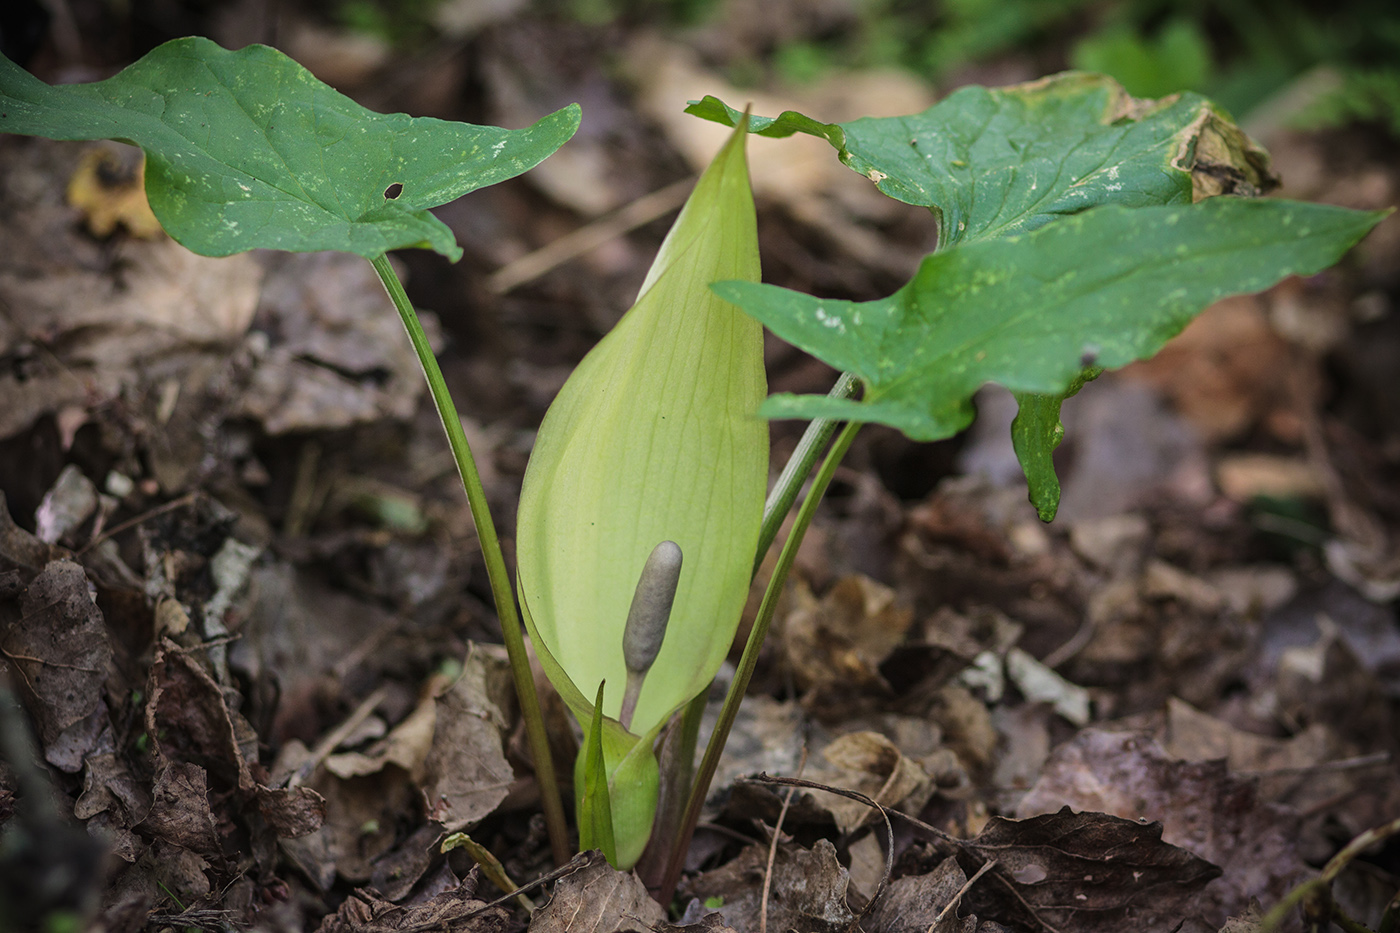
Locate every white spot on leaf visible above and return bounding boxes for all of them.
[814,307,845,331]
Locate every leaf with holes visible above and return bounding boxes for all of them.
[0,37,579,260]
[687,72,1276,248]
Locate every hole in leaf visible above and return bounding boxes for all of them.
[1011,862,1047,884]
[384,183,403,200]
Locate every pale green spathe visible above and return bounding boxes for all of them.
[516,119,766,741]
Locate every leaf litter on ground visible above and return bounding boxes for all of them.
[2,15,1399,933]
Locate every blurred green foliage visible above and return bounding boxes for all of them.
[332,0,1400,136]
[542,0,720,26]
[335,0,442,43]
[1070,18,1212,100]
[751,0,1400,135]
[1295,69,1400,136]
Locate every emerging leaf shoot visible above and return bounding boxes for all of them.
[579,684,619,867]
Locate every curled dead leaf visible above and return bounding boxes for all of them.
[1017,730,1307,927]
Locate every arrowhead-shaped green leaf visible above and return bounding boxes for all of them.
[687,72,1274,248]
[0,37,580,260]
[716,198,1386,518]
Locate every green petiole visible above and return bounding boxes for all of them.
[369,254,570,867]
[755,372,860,574]
[657,417,863,900]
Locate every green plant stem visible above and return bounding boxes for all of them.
[674,692,706,793]
[657,418,863,902]
[1335,908,1378,933]
[1379,891,1399,933]
[370,254,570,867]
[754,372,860,574]
[645,374,858,887]
[637,690,707,890]
[1257,815,1400,932]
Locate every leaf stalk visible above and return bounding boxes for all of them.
[754,372,860,573]
[657,417,863,901]
[370,253,570,867]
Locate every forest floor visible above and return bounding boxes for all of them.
[1,2,1399,932]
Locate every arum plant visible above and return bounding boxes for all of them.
[5,37,1390,892]
[0,37,582,865]
[514,117,766,869]
[651,76,1388,898]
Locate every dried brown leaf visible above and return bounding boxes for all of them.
[324,688,437,781]
[657,913,741,933]
[317,881,510,933]
[235,252,427,434]
[866,856,981,933]
[139,760,221,856]
[370,822,443,903]
[146,640,324,837]
[255,783,328,839]
[74,747,149,827]
[781,575,914,703]
[1163,697,1336,789]
[420,657,515,832]
[811,731,931,834]
[528,856,665,933]
[680,840,859,933]
[1017,730,1307,928]
[2,560,112,744]
[279,770,413,889]
[960,807,1221,932]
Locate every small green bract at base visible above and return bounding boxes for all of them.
[516,116,767,867]
[579,684,620,866]
[0,37,580,260]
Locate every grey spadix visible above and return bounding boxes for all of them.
[620,541,682,731]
